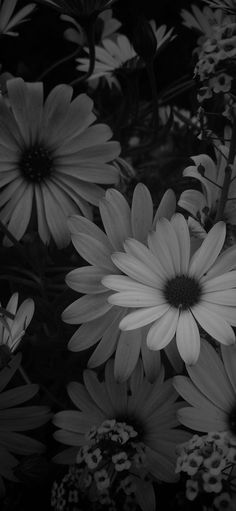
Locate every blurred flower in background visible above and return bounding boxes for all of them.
[0,77,120,248]
[62,8,121,47]
[0,293,34,367]
[0,353,51,497]
[0,0,36,37]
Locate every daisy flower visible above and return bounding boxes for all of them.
[53,359,189,510]
[102,214,236,365]
[178,128,236,232]
[0,353,51,496]
[62,184,179,382]
[0,292,34,366]
[0,0,36,37]
[76,33,139,89]
[174,339,236,435]
[0,77,120,248]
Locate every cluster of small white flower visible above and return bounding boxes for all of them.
[176,432,236,507]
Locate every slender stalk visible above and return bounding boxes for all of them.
[37,46,82,81]
[70,20,96,87]
[146,61,159,131]
[215,122,236,222]
[19,364,31,384]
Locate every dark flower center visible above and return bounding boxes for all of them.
[228,403,236,435]
[163,275,202,310]
[19,145,54,182]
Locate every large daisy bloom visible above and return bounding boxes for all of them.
[0,292,34,362]
[53,359,189,510]
[0,77,120,248]
[102,214,236,365]
[62,184,179,382]
[0,353,51,496]
[174,338,236,435]
[0,0,35,37]
[178,128,236,231]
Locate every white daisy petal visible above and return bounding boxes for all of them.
[176,311,200,365]
[192,302,236,345]
[114,330,142,382]
[131,183,153,242]
[189,222,226,278]
[147,308,179,350]
[119,304,169,330]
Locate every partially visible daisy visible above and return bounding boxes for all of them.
[62,8,121,47]
[203,0,236,15]
[181,4,230,38]
[174,338,236,436]
[178,127,236,232]
[0,77,120,248]
[0,0,36,37]
[102,214,236,365]
[0,353,51,496]
[62,184,179,382]
[0,292,34,366]
[53,358,189,511]
[76,33,139,89]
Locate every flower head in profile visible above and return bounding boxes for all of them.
[181,4,230,39]
[62,184,178,382]
[178,128,236,234]
[63,8,121,47]
[0,353,51,497]
[53,359,189,510]
[0,77,120,248]
[103,214,236,365]
[0,293,34,367]
[77,33,139,89]
[0,0,36,37]
[174,339,236,437]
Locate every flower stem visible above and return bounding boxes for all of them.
[70,20,96,88]
[146,61,159,131]
[37,46,82,81]
[215,122,236,221]
[19,364,31,384]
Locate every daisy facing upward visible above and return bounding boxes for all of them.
[102,214,236,365]
[0,77,120,248]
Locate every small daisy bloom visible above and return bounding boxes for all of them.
[102,214,236,365]
[0,292,34,362]
[0,0,35,37]
[76,33,139,88]
[178,128,236,230]
[174,339,236,435]
[62,184,179,382]
[0,77,120,248]
[0,353,51,496]
[53,359,189,507]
